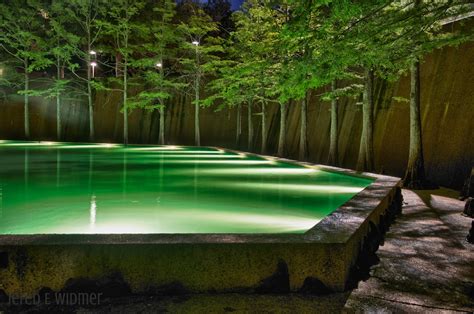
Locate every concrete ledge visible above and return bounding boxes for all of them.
[0,149,402,297]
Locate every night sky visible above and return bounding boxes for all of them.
[231,0,244,10]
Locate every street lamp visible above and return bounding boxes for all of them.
[90,61,97,78]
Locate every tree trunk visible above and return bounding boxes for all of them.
[194,48,201,146]
[248,101,253,151]
[24,60,29,140]
[328,80,338,165]
[261,101,267,155]
[299,94,308,161]
[56,58,61,141]
[403,60,426,188]
[236,103,241,146]
[123,56,128,145]
[357,69,375,172]
[159,105,165,145]
[87,48,94,142]
[195,80,200,146]
[277,102,287,157]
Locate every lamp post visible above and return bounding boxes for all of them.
[192,40,200,146]
[90,61,97,78]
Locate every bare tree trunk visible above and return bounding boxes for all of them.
[195,79,200,146]
[248,100,253,151]
[159,105,165,145]
[299,94,308,161]
[277,102,287,157]
[24,59,30,140]
[236,103,241,146]
[403,60,426,188]
[261,101,267,155]
[194,45,201,147]
[56,58,61,141]
[357,69,375,172]
[123,56,128,145]
[87,46,94,142]
[328,80,338,165]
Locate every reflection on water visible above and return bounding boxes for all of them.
[0,141,373,234]
[90,194,97,229]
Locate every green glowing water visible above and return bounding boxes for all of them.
[0,141,373,234]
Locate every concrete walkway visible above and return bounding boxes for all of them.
[1,189,472,313]
[345,189,474,313]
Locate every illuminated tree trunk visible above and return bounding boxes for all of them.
[87,43,94,142]
[248,100,253,151]
[328,80,338,165]
[56,57,61,141]
[261,101,267,154]
[159,105,165,145]
[277,102,287,157]
[24,59,30,139]
[404,60,426,188]
[299,94,308,161]
[194,43,201,147]
[357,69,375,172]
[236,103,241,146]
[123,55,128,145]
[195,75,200,146]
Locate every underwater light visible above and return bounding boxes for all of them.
[224,182,364,194]
[198,167,318,175]
[168,160,274,165]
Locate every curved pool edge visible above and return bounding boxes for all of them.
[0,146,402,297]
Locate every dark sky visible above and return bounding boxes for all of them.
[231,0,244,10]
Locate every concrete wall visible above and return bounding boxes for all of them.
[1,41,473,188]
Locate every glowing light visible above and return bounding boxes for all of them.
[147,154,245,159]
[198,167,318,175]
[155,62,162,68]
[100,143,116,148]
[89,195,97,229]
[0,142,58,146]
[90,61,97,67]
[166,160,274,165]
[129,149,229,154]
[89,50,97,55]
[192,40,200,46]
[223,182,365,194]
[127,146,182,151]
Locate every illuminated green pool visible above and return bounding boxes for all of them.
[0,141,373,234]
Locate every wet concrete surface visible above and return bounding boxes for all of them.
[0,189,472,313]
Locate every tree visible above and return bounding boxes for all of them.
[130,0,185,145]
[103,0,147,145]
[231,0,283,155]
[64,0,107,142]
[177,1,223,146]
[0,0,52,139]
[44,1,80,141]
[396,0,473,188]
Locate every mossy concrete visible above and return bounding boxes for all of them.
[0,162,401,298]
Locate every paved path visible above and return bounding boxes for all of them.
[345,189,474,313]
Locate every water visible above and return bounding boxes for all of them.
[0,141,373,234]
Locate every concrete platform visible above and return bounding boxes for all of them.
[0,188,472,313]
